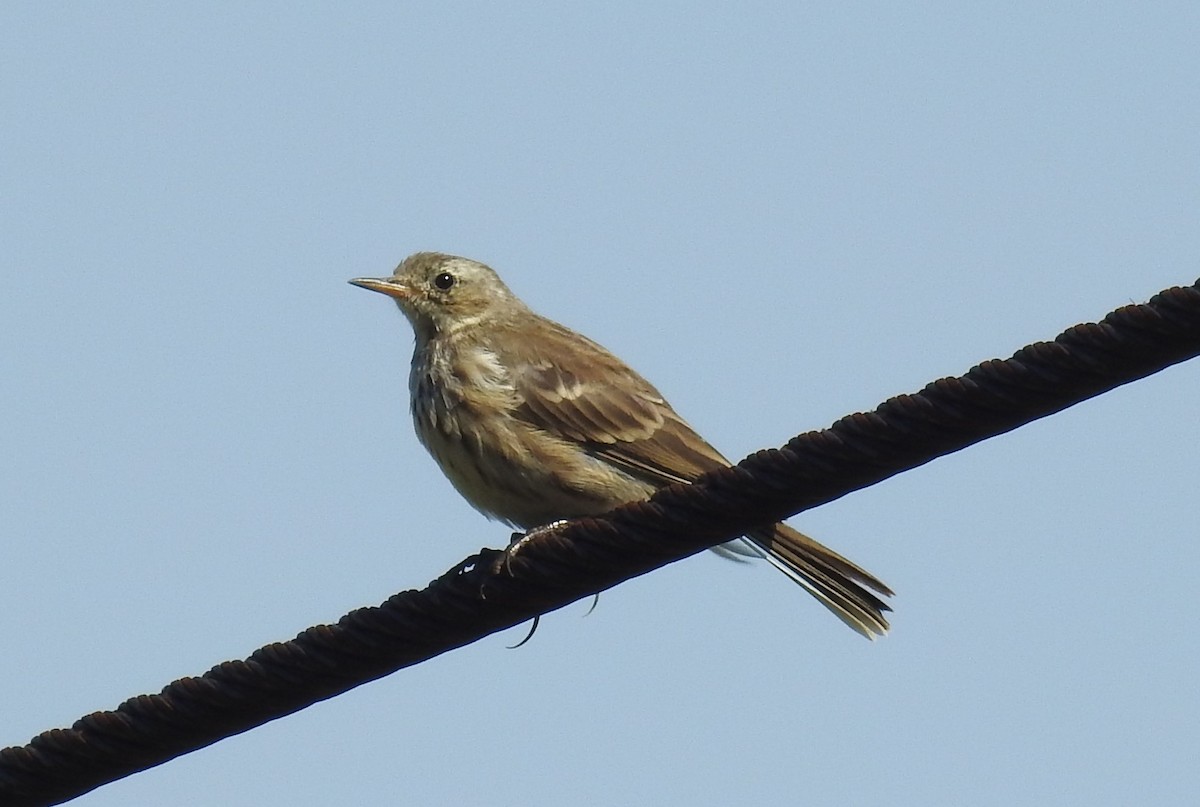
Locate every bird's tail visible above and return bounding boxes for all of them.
[744,524,893,639]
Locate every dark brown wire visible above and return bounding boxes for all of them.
[2,280,1198,806]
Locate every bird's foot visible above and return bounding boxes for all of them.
[504,521,602,617]
[499,521,570,649]
[447,549,500,579]
[503,519,569,575]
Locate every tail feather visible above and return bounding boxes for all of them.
[742,524,892,639]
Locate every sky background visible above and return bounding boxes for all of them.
[3,4,1199,806]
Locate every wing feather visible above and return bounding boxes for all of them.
[504,319,727,484]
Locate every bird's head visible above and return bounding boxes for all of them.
[350,252,524,339]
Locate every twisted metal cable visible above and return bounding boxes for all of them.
[2,280,1198,806]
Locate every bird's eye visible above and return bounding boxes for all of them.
[433,272,456,291]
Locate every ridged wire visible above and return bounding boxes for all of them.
[1,280,1198,806]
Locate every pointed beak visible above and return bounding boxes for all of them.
[348,276,411,300]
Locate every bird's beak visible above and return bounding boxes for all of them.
[348,276,411,300]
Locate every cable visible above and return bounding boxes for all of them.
[2,279,1197,806]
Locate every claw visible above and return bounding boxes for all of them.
[507,616,540,649]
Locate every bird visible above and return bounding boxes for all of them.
[350,252,892,638]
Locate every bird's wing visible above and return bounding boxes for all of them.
[502,318,895,639]
[505,319,729,486]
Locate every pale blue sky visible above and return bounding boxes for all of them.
[3,4,1199,806]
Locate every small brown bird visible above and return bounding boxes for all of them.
[350,252,892,638]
